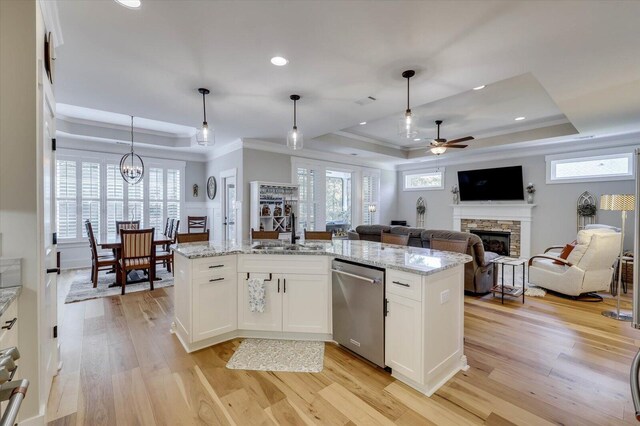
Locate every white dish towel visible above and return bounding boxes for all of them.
[248,278,266,313]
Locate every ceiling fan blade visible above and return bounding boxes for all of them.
[446,136,474,144]
[443,144,468,148]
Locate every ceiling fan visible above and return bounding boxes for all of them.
[429,120,474,155]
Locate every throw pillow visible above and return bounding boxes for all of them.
[554,243,575,265]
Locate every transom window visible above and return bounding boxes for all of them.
[546,149,634,183]
[402,169,445,191]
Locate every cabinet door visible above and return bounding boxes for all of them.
[282,274,330,334]
[385,293,422,383]
[193,273,237,341]
[237,273,282,331]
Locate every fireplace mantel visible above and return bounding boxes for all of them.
[451,203,535,259]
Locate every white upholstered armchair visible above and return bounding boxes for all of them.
[528,229,621,297]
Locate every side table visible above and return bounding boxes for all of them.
[491,256,527,304]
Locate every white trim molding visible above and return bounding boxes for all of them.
[451,203,536,259]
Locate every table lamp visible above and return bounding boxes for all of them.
[600,194,635,321]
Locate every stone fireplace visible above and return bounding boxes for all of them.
[452,203,535,259]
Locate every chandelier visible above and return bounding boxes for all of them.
[119,115,144,184]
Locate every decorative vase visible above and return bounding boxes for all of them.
[453,193,459,205]
[527,194,534,204]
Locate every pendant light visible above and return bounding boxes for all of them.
[120,115,144,184]
[398,70,418,139]
[287,94,303,150]
[196,88,214,146]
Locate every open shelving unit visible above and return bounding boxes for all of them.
[250,181,299,239]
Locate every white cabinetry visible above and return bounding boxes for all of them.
[237,255,330,335]
[384,266,466,396]
[250,181,299,238]
[237,273,282,332]
[0,298,18,350]
[385,293,422,382]
[173,254,237,352]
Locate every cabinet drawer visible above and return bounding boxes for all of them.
[238,255,328,275]
[386,269,422,301]
[194,271,236,286]
[193,256,237,278]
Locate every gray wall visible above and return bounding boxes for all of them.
[379,169,398,225]
[396,154,635,254]
[205,149,243,241]
[185,161,206,202]
[242,149,292,239]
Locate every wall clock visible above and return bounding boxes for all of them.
[206,176,217,200]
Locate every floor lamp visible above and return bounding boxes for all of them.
[601,194,636,321]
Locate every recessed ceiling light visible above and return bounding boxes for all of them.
[350,153,358,156]
[114,0,141,9]
[270,56,288,66]
[514,116,526,121]
[473,85,486,91]
[359,121,367,125]
[413,138,421,141]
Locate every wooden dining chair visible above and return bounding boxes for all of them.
[163,217,171,237]
[251,229,280,240]
[116,220,140,233]
[187,216,207,233]
[118,228,155,295]
[304,230,333,241]
[430,237,469,254]
[381,232,410,246]
[85,220,117,288]
[157,219,181,273]
[176,230,210,243]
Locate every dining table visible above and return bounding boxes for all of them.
[98,230,172,287]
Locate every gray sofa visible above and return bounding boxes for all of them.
[354,225,497,294]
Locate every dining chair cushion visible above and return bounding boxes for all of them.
[124,257,152,268]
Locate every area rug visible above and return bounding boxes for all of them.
[495,263,546,297]
[65,268,173,304]
[226,339,324,373]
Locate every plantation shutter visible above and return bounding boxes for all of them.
[148,168,164,232]
[166,169,181,226]
[81,162,101,237]
[106,163,124,239]
[56,160,77,239]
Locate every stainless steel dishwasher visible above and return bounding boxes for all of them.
[331,259,385,368]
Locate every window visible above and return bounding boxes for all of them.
[55,151,184,241]
[56,160,77,239]
[362,170,380,225]
[402,169,444,191]
[81,162,101,237]
[326,169,352,230]
[297,167,316,231]
[546,149,634,183]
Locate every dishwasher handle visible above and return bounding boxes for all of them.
[331,269,381,284]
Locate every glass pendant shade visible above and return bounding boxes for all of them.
[430,146,447,155]
[287,94,303,150]
[287,126,303,150]
[196,88,214,146]
[399,110,418,139]
[120,116,144,184]
[196,121,214,146]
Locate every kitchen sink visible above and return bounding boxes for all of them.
[251,243,324,252]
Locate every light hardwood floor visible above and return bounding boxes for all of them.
[47,270,640,425]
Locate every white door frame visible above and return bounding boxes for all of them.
[220,168,241,243]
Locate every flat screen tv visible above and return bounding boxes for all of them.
[457,166,524,201]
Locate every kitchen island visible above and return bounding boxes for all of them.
[172,240,471,397]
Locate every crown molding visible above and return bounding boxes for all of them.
[397,131,640,171]
[240,138,396,171]
[205,139,243,160]
[56,134,208,162]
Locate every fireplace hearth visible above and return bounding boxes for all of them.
[470,230,511,256]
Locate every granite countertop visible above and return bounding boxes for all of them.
[0,287,20,317]
[173,240,472,276]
